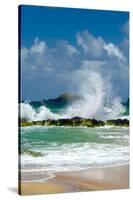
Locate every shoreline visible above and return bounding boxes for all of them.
[19,165,129,195]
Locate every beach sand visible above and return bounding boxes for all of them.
[19,165,129,195]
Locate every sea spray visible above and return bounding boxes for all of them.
[62,71,105,119]
[20,103,60,121]
[20,100,125,122]
[20,69,126,121]
[62,69,125,120]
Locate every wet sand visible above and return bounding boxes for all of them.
[19,165,129,195]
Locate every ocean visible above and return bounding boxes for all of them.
[21,126,129,170]
[20,101,129,182]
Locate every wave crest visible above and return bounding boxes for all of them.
[20,103,59,121]
[20,70,126,121]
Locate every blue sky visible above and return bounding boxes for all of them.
[20,5,129,101]
[21,5,128,47]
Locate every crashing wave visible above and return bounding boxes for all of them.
[20,99,126,122]
[20,70,127,121]
[20,103,60,121]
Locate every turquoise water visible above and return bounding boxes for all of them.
[20,100,129,182]
[20,126,129,174]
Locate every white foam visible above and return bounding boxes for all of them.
[20,69,127,121]
[20,103,60,121]
[20,100,127,122]
[61,70,126,120]
[21,142,129,172]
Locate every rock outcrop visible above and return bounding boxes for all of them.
[20,117,129,127]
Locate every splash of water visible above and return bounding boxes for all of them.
[20,103,59,121]
[62,69,125,120]
[20,67,126,121]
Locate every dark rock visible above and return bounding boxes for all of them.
[106,119,129,126]
[20,149,42,157]
[20,118,129,127]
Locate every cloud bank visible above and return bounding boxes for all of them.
[21,21,129,101]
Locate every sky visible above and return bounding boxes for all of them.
[20,5,129,101]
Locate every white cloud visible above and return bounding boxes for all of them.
[76,31,105,58]
[21,28,129,100]
[21,47,29,59]
[103,43,126,62]
[66,43,79,56]
[30,38,46,54]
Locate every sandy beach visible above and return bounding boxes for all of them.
[19,165,129,195]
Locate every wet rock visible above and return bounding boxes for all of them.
[20,118,129,127]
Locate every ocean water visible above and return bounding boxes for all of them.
[20,95,129,121]
[20,99,129,182]
[20,125,129,182]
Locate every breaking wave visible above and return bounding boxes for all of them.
[20,69,127,121]
[20,103,59,121]
[20,99,126,121]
